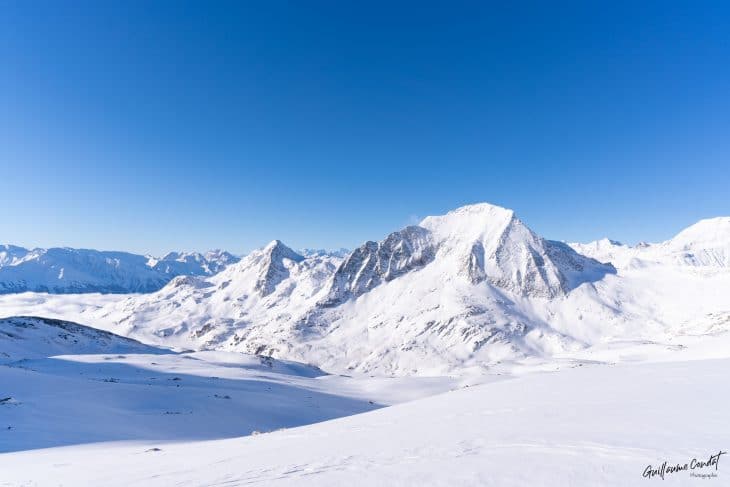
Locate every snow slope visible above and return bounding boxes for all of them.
[0,245,239,294]
[1,355,726,486]
[0,316,456,453]
[0,316,159,363]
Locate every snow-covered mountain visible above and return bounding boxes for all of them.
[95,240,341,352]
[146,249,239,276]
[6,203,729,376]
[0,245,239,294]
[569,216,730,269]
[85,203,624,374]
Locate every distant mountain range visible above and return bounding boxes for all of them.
[0,246,240,294]
[569,216,730,268]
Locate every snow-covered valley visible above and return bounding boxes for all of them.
[1,202,729,485]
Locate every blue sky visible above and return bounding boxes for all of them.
[1,1,729,255]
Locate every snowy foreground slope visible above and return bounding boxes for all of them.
[0,317,455,454]
[1,353,727,486]
[0,245,238,294]
[0,316,158,363]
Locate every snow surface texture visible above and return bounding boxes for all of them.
[1,353,727,486]
[23,202,725,376]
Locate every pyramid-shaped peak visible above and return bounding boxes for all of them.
[262,240,304,263]
[252,240,305,297]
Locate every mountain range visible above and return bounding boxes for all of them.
[569,216,730,268]
[0,246,240,294]
[12,201,717,376]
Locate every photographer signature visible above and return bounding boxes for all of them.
[643,451,726,480]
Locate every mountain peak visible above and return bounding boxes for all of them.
[669,217,730,248]
[420,202,514,224]
[262,240,304,262]
[423,203,615,297]
[420,203,516,246]
[319,202,612,302]
[253,240,304,296]
[662,216,730,266]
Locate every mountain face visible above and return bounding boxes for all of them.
[322,225,435,306]
[299,248,351,259]
[253,241,305,296]
[0,246,239,294]
[321,204,612,306]
[419,204,612,297]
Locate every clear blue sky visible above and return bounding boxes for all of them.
[1,1,728,255]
